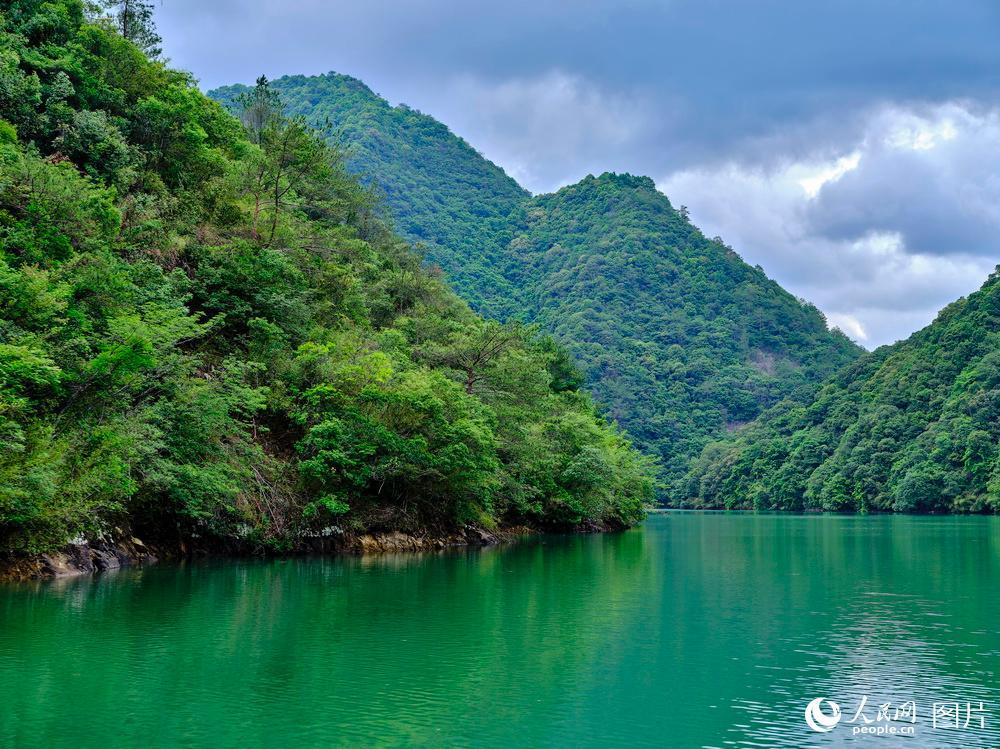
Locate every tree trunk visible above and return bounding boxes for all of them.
[252,194,261,240]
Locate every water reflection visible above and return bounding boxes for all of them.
[705,515,1000,748]
[0,514,997,748]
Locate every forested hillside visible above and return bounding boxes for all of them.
[507,174,861,492]
[682,271,1000,512]
[0,0,653,556]
[210,74,528,319]
[211,76,862,496]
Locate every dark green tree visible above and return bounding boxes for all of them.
[95,0,163,57]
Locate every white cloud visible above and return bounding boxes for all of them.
[825,313,868,342]
[658,103,1000,348]
[797,152,861,198]
[884,113,958,151]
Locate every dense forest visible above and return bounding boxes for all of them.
[211,77,863,496]
[682,271,1000,512]
[505,175,862,493]
[0,0,654,556]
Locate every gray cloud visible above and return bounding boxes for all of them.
[807,106,1000,257]
[659,103,1000,347]
[154,1,1000,345]
[158,0,1000,186]
[426,71,656,190]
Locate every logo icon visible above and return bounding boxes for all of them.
[805,698,842,732]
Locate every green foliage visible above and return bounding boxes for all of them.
[0,119,16,144]
[0,4,652,553]
[89,1,162,58]
[682,271,1000,513]
[210,78,863,497]
[210,74,529,316]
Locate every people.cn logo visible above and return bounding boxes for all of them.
[805,698,842,732]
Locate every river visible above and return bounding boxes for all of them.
[1,513,998,747]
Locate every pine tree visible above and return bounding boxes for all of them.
[94,1,163,58]
[236,76,283,144]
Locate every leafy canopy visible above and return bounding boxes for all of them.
[0,1,654,553]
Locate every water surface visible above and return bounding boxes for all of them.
[1,513,998,747]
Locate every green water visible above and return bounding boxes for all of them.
[1,513,998,748]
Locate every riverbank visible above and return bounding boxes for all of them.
[0,521,637,582]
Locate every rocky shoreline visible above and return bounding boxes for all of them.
[0,525,543,582]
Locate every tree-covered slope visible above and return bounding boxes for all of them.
[504,174,862,492]
[210,74,528,318]
[683,270,1000,512]
[211,77,863,494]
[0,1,654,556]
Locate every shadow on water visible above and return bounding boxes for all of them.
[0,514,997,748]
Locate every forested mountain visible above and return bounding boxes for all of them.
[683,271,1000,512]
[210,74,528,319]
[211,76,863,496]
[506,174,862,491]
[0,0,653,555]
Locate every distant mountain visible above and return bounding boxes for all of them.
[682,270,1000,512]
[210,75,863,494]
[505,174,862,491]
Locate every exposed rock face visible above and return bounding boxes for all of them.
[0,526,538,582]
[352,531,458,554]
[1,537,159,581]
[301,525,531,555]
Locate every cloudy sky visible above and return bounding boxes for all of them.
[157,0,1000,347]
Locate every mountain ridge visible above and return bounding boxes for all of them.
[504,170,862,489]
[211,73,529,317]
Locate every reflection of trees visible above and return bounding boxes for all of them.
[1,515,997,748]
[0,532,657,747]
[703,514,1000,748]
